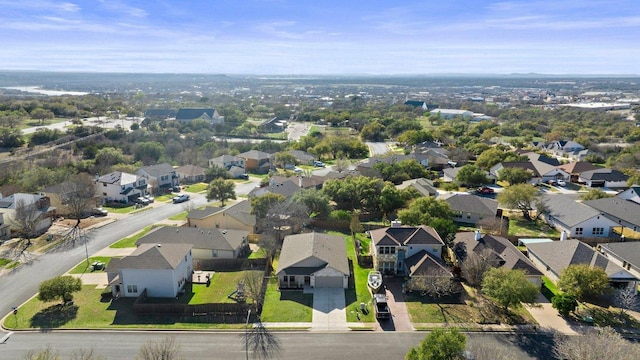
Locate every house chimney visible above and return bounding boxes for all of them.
[156,243,162,248]
[474,230,482,241]
[391,220,402,228]
[560,230,567,241]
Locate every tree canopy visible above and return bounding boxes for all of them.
[405,328,466,360]
[38,276,82,304]
[558,264,610,301]
[496,183,542,221]
[481,268,538,310]
[206,178,236,206]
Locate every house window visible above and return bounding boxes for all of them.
[212,249,218,258]
[378,246,396,255]
[453,212,463,219]
[575,228,583,235]
[102,193,107,197]
[592,227,604,235]
[127,285,138,294]
[103,183,107,187]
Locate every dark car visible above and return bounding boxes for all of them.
[172,194,190,204]
[476,186,494,194]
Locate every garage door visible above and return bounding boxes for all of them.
[314,276,343,288]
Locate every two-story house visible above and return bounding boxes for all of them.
[369,223,445,275]
[136,163,179,194]
[96,171,146,204]
[208,154,246,178]
[237,150,273,174]
[0,193,55,236]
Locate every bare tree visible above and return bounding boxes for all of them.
[137,336,182,360]
[554,327,640,360]
[60,174,98,227]
[70,349,107,360]
[242,271,265,310]
[459,248,496,287]
[242,320,282,360]
[262,201,309,244]
[11,199,41,247]
[405,276,458,298]
[21,346,61,360]
[333,158,351,173]
[615,286,639,316]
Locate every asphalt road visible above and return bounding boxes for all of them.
[366,142,390,156]
[0,331,556,360]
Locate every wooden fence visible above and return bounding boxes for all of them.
[133,289,250,316]
[195,258,267,271]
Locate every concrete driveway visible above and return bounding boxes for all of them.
[311,287,348,331]
[524,293,583,335]
[377,278,413,331]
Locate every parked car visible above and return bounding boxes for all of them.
[313,160,326,168]
[373,293,391,319]
[91,207,108,216]
[136,197,150,205]
[172,194,190,204]
[144,194,155,203]
[476,186,494,194]
[236,173,249,180]
[293,167,303,173]
[547,179,557,185]
[556,179,567,187]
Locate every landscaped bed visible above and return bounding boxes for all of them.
[67,256,114,274]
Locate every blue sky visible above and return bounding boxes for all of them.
[1,0,639,74]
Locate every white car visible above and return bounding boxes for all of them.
[557,180,567,187]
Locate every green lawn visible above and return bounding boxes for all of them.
[103,205,137,214]
[185,183,208,193]
[68,257,114,274]
[508,218,560,238]
[169,211,189,221]
[155,194,175,202]
[191,270,262,304]
[109,226,153,248]
[406,297,478,323]
[261,278,313,322]
[4,286,248,330]
[248,248,266,259]
[0,257,11,267]
[328,231,375,322]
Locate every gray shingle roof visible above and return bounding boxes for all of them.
[438,193,498,216]
[370,225,444,247]
[187,206,224,220]
[107,243,191,271]
[135,226,248,252]
[526,239,637,280]
[600,242,640,270]
[248,180,300,198]
[396,178,438,197]
[237,150,273,160]
[543,193,602,227]
[583,197,640,227]
[404,250,451,277]
[580,168,628,182]
[276,232,349,276]
[138,163,175,177]
[454,232,542,277]
[176,108,214,120]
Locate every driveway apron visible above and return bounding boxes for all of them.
[378,278,413,331]
[311,288,348,331]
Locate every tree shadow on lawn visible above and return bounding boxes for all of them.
[278,289,313,307]
[30,304,78,329]
[108,298,179,326]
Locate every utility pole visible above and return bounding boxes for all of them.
[245,309,251,360]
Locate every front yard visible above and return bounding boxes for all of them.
[67,256,113,274]
[261,278,313,322]
[109,226,153,248]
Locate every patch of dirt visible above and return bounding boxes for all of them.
[57,217,108,229]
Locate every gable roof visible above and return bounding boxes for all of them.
[580,168,628,182]
[542,193,604,227]
[557,161,601,174]
[494,162,540,177]
[617,186,640,205]
[438,193,497,216]
[107,243,191,271]
[176,164,206,177]
[454,232,542,276]
[370,225,444,247]
[583,197,640,227]
[276,232,349,276]
[249,180,300,198]
[138,163,175,177]
[176,108,215,121]
[526,239,637,281]
[96,171,138,186]
[187,206,224,220]
[404,250,451,277]
[600,242,640,270]
[237,150,273,161]
[396,178,438,197]
[135,226,247,252]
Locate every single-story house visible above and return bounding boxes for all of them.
[135,226,249,260]
[258,117,286,133]
[525,239,638,289]
[176,108,223,125]
[396,178,438,197]
[276,232,349,289]
[453,231,542,286]
[583,197,640,234]
[542,194,619,238]
[107,243,193,298]
[438,193,500,226]
[288,150,315,165]
[579,168,629,188]
[600,242,640,280]
[248,179,301,199]
[429,109,473,120]
[616,186,640,205]
[186,200,256,233]
[175,165,206,184]
[370,223,445,275]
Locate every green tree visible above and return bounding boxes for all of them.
[291,189,332,218]
[558,264,610,301]
[0,126,25,147]
[30,107,55,124]
[475,147,505,170]
[250,193,286,219]
[497,167,533,185]
[481,268,538,311]
[455,164,488,187]
[397,197,457,245]
[206,178,236,206]
[405,327,466,360]
[379,182,406,218]
[274,151,297,168]
[205,165,230,182]
[134,141,164,165]
[322,176,384,212]
[496,183,541,221]
[38,276,82,304]
[581,189,612,201]
[552,294,578,316]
